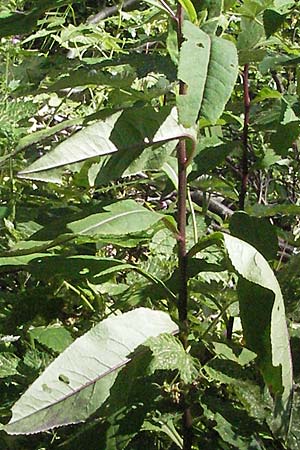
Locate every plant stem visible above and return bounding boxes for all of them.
[227,64,251,341]
[176,5,193,450]
[176,0,188,345]
[239,63,250,211]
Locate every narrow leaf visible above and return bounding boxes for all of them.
[178,0,197,22]
[4,308,178,434]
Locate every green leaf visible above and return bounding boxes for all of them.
[263,9,286,38]
[18,106,195,183]
[252,86,282,103]
[0,353,20,378]
[259,54,300,75]
[201,0,223,35]
[177,21,238,126]
[178,0,197,22]
[146,333,199,384]
[189,141,238,179]
[29,325,73,353]
[0,253,52,271]
[223,234,293,438]
[229,211,278,260]
[48,67,136,91]
[27,255,130,279]
[246,203,300,217]
[0,0,80,37]
[4,308,178,434]
[67,200,164,236]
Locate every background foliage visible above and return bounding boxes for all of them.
[0,0,300,449]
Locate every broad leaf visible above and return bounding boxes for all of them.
[17,106,196,182]
[263,9,286,38]
[4,308,178,434]
[29,325,73,353]
[67,200,166,236]
[229,211,278,260]
[146,333,199,384]
[177,21,238,127]
[0,353,20,378]
[223,234,293,438]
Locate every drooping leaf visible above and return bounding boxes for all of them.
[177,21,238,127]
[223,234,293,438]
[18,106,196,183]
[3,308,178,434]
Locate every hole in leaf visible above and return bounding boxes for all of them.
[59,374,70,384]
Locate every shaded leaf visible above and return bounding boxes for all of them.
[246,203,300,217]
[0,0,79,37]
[263,9,286,38]
[229,211,278,260]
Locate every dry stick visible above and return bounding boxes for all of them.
[176,5,193,450]
[227,63,250,341]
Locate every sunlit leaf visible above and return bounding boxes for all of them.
[4,308,178,434]
[223,234,293,438]
[177,21,238,126]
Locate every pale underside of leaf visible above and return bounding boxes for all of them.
[17,106,196,182]
[4,308,178,435]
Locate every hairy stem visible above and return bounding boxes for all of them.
[176,4,192,449]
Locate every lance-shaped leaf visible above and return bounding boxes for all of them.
[223,234,293,438]
[177,21,238,127]
[67,200,163,237]
[17,106,195,182]
[3,308,178,435]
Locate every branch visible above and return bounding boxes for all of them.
[86,0,140,23]
[191,190,294,261]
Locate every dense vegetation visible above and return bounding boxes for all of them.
[0,0,300,448]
